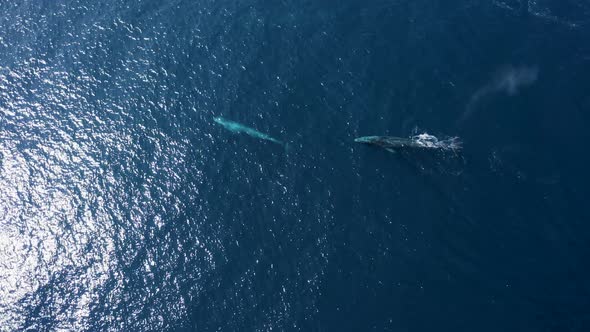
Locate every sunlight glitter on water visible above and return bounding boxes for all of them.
[2,49,168,327]
[0,67,116,330]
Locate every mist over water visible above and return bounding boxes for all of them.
[458,65,539,125]
[0,1,589,331]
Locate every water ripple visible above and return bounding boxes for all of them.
[0,1,331,331]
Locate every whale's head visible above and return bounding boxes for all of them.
[354,136,380,144]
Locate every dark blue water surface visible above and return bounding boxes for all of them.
[1,0,590,331]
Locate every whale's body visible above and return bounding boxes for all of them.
[213,117,284,146]
[355,134,461,153]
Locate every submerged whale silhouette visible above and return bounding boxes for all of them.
[213,117,285,147]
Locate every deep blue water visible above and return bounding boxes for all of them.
[1,0,589,331]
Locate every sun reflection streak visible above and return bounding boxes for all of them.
[0,38,191,328]
[0,29,218,326]
[0,103,117,330]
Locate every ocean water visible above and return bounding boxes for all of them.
[1,0,589,331]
